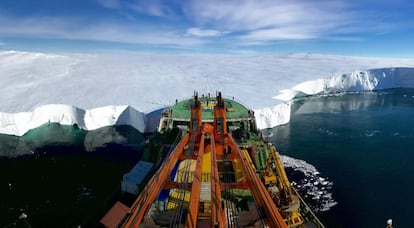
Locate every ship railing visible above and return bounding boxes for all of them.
[156,128,183,170]
[291,186,326,228]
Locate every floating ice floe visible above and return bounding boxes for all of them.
[281,155,338,212]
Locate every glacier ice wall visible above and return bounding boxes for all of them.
[250,67,414,130]
[0,105,145,136]
[274,68,414,102]
[254,103,291,130]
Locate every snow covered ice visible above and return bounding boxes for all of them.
[1,51,414,136]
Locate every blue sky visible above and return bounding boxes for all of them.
[0,0,413,57]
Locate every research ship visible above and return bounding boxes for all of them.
[101,92,324,227]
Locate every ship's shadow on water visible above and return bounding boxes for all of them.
[0,125,144,227]
[264,88,414,228]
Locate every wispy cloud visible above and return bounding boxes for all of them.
[0,15,75,38]
[186,28,225,37]
[0,15,204,47]
[75,23,205,46]
[183,0,398,43]
[185,0,316,30]
[127,1,177,18]
[241,27,316,41]
[96,0,177,18]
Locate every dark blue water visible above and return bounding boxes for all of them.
[0,124,144,227]
[264,88,414,227]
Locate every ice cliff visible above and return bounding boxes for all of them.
[254,67,414,129]
[0,105,145,136]
[253,103,291,130]
[274,67,414,102]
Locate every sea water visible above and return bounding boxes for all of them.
[263,88,414,227]
[0,124,143,227]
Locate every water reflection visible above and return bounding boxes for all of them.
[0,124,143,158]
[291,88,414,115]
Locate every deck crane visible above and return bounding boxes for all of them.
[119,92,288,227]
[101,91,324,228]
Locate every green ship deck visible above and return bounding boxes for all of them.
[158,95,256,132]
[171,96,251,120]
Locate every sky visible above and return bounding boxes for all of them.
[0,0,414,57]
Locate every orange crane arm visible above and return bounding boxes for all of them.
[211,133,225,227]
[228,134,288,228]
[185,133,205,227]
[122,133,190,227]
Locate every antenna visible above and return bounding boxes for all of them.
[206,74,210,95]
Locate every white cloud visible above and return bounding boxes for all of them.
[241,27,315,41]
[186,27,224,37]
[0,16,73,37]
[127,1,177,18]
[97,0,176,18]
[75,23,205,46]
[183,0,393,42]
[0,15,204,47]
[186,0,313,30]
